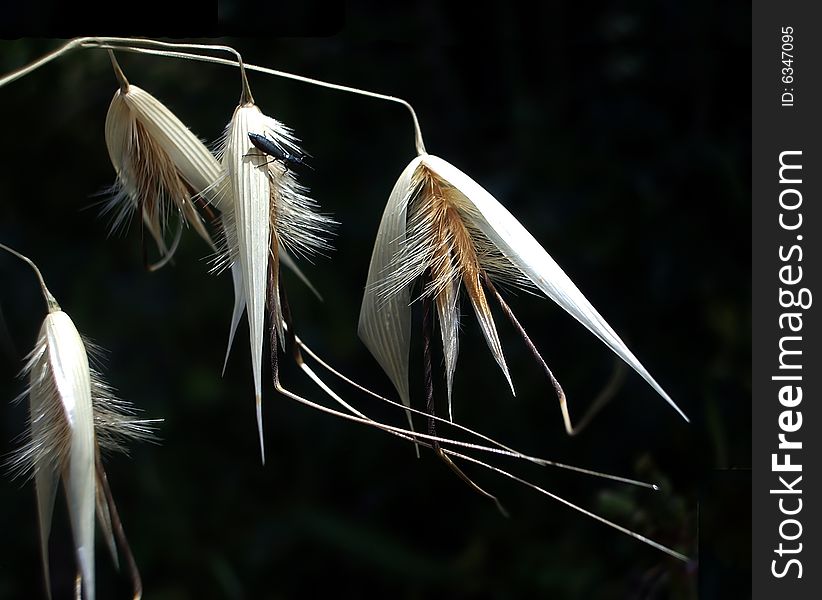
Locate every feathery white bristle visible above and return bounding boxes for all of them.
[374,165,531,306]
[358,156,421,432]
[254,113,336,261]
[362,153,687,423]
[4,308,157,600]
[219,103,336,461]
[222,104,272,461]
[365,160,517,397]
[103,84,224,262]
[211,118,326,375]
[29,312,95,600]
[9,337,156,480]
[436,275,460,419]
[7,333,69,479]
[422,153,689,422]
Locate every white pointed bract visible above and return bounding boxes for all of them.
[12,312,155,600]
[0,39,692,565]
[101,62,331,467]
[2,244,154,600]
[8,311,153,600]
[25,310,96,600]
[104,79,222,267]
[218,102,333,462]
[359,153,688,426]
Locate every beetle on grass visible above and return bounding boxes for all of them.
[247,132,310,173]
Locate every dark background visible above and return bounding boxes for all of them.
[0,2,750,598]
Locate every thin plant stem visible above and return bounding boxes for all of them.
[0,38,426,154]
[483,272,627,437]
[280,317,660,494]
[0,37,92,88]
[288,326,658,490]
[421,291,437,440]
[83,37,254,105]
[418,287,507,512]
[0,243,59,312]
[444,446,689,562]
[269,365,689,561]
[107,50,129,92]
[95,454,142,600]
[80,41,427,155]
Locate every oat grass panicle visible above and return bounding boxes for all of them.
[0,38,697,592]
[1,243,155,600]
[98,43,337,465]
[216,87,335,464]
[103,52,221,270]
[98,46,335,470]
[359,153,689,431]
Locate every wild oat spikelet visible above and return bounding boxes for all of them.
[103,54,222,268]
[359,154,688,428]
[1,244,154,600]
[219,101,333,463]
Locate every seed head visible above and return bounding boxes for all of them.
[359,153,688,425]
[104,81,222,267]
[2,244,155,600]
[218,102,334,463]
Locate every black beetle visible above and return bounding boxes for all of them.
[247,132,309,172]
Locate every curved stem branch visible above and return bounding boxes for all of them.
[83,38,254,105]
[0,38,97,88]
[80,41,427,155]
[107,50,129,92]
[0,243,59,312]
[1,37,426,153]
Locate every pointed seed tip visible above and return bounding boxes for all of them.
[657,387,689,423]
[672,402,690,423]
[506,374,516,397]
[255,395,265,464]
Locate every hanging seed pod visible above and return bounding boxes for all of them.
[2,243,155,600]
